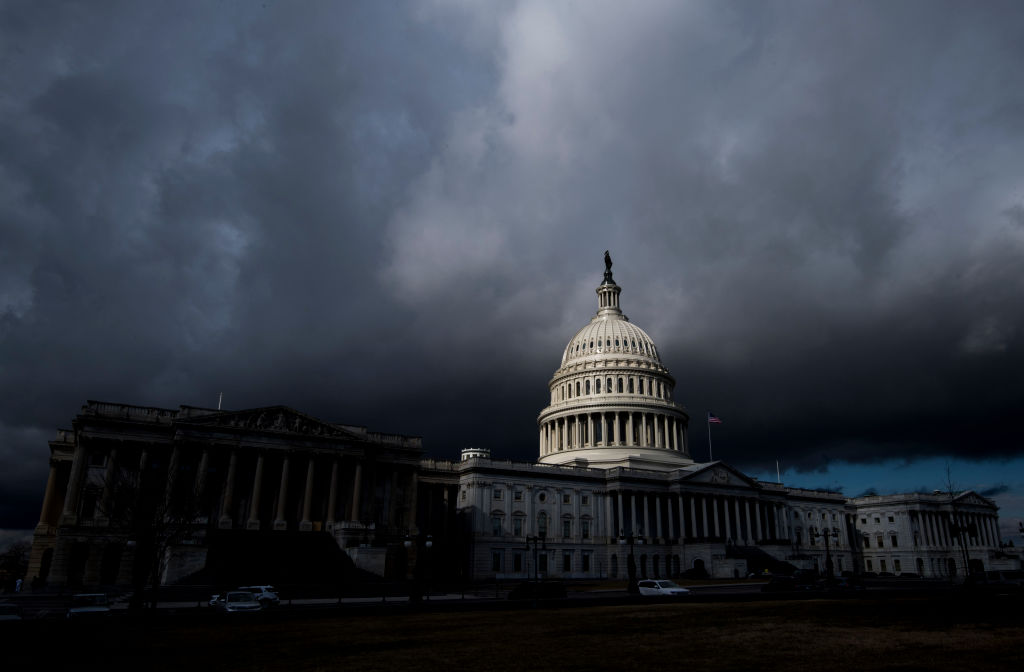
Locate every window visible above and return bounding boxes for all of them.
[538,512,548,538]
[874,517,880,524]
[513,553,522,572]
[861,518,867,524]
[891,534,898,548]
[611,554,619,578]
[491,516,502,536]
[576,381,581,396]
[492,552,502,572]
[87,452,106,467]
[832,514,837,521]
[880,559,887,572]
[563,552,572,572]
[607,377,612,392]
[461,490,467,501]
[581,495,590,506]
[888,516,895,523]
[538,553,548,573]
[563,520,571,538]
[615,338,619,346]
[628,378,635,394]
[894,559,902,573]
[876,535,884,548]
[585,380,591,395]
[618,378,624,393]
[582,552,591,572]
[863,536,870,549]
[513,518,523,536]
[596,379,601,394]
[494,489,503,500]
[538,492,546,503]
[563,494,571,504]
[514,490,523,502]
[581,520,590,539]
[866,559,873,571]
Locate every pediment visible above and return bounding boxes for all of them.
[683,462,759,489]
[179,406,356,439]
[953,491,994,508]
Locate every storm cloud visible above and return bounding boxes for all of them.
[2,1,1024,532]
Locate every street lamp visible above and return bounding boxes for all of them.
[618,528,644,593]
[403,533,434,602]
[524,534,546,584]
[808,526,839,579]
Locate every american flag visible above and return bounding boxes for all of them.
[707,411,723,424]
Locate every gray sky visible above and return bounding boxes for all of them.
[2,1,1023,537]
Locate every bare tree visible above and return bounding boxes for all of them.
[944,464,973,580]
[97,447,205,611]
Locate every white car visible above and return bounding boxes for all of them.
[239,585,280,607]
[211,591,262,613]
[67,593,112,620]
[637,580,691,597]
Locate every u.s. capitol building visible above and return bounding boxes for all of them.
[27,257,1016,588]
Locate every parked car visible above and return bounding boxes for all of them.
[637,580,691,597]
[0,602,23,621]
[211,591,263,613]
[66,593,111,620]
[239,585,280,607]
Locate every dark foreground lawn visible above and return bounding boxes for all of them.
[14,595,1024,671]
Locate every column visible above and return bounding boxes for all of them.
[734,499,743,543]
[600,414,608,446]
[701,496,709,540]
[59,444,88,525]
[643,494,651,539]
[640,414,648,446]
[631,493,638,536]
[626,412,634,446]
[688,495,696,540]
[350,460,362,522]
[667,496,675,540]
[274,454,291,530]
[300,456,316,531]
[754,500,763,542]
[539,427,545,455]
[587,414,594,448]
[246,452,265,530]
[405,471,417,534]
[723,496,733,542]
[326,459,339,531]
[617,491,624,537]
[219,450,238,529]
[35,461,59,531]
[613,413,620,445]
[712,496,720,537]
[163,445,181,508]
[745,500,753,544]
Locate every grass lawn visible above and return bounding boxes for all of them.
[22,595,1024,671]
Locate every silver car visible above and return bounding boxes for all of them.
[212,591,262,612]
[637,580,691,597]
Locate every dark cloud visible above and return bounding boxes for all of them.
[2,1,1024,529]
[980,484,1011,498]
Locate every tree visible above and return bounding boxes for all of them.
[944,464,972,580]
[97,447,206,611]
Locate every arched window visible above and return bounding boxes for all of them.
[617,378,624,393]
[589,340,594,348]
[615,338,619,347]
[585,380,591,394]
[607,377,613,392]
[606,339,611,347]
[596,378,601,394]
[628,378,635,394]
[576,381,581,396]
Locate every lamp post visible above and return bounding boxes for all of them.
[809,526,839,579]
[403,533,434,602]
[618,528,644,593]
[525,534,546,584]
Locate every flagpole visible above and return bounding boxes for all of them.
[706,410,713,462]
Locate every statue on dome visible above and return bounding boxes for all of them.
[604,250,612,272]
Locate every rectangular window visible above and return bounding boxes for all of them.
[514,491,523,502]
[538,554,548,573]
[582,552,591,572]
[563,552,572,572]
[894,559,901,573]
[866,559,873,571]
[492,552,502,572]
[891,534,898,548]
[874,517,880,524]
[877,535,884,548]
[581,520,590,539]
[880,559,887,572]
[563,494,571,505]
[513,553,522,572]
[861,518,867,524]
[494,489,503,500]
[888,516,894,523]
[491,516,502,537]
[513,518,523,536]
[863,536,870,549]
[563,520,571,538]
[581,495,590,506]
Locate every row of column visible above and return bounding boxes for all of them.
[605,490,785,545]
[917,509,1000,548]
[540,410,686,455]
[50,441,414,534]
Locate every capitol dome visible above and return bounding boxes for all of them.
[537,254,691,470]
